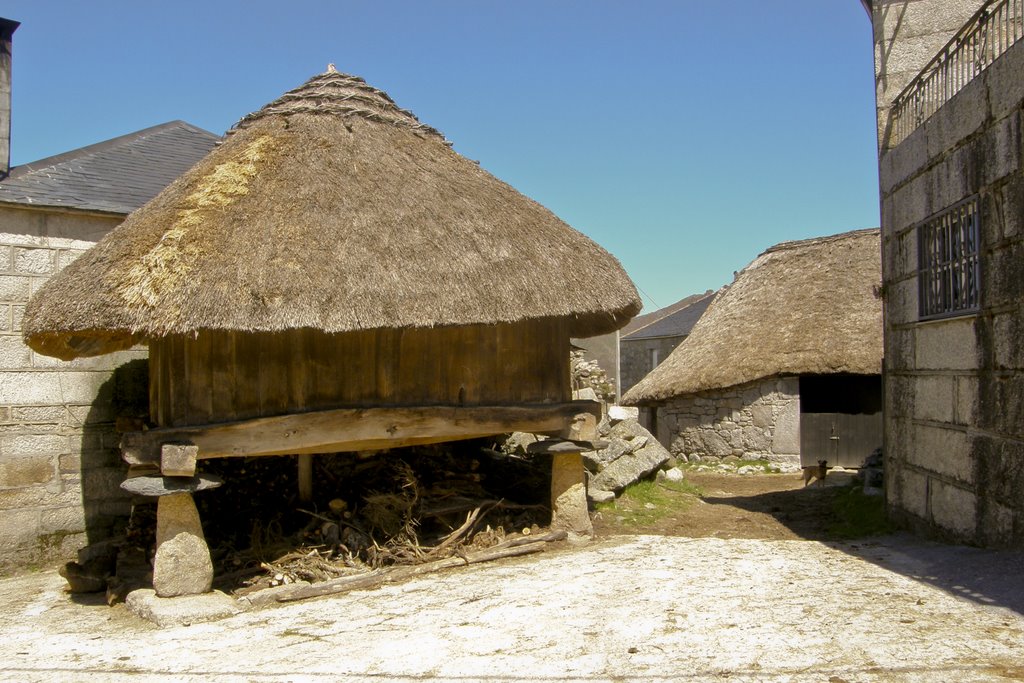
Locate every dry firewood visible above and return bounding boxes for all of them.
[420,499,499,518]
[393,538,551,579]
[274,540,550,603]
[272,570,387,602]
[427,506,484,558]
[491,529,567,549]
[420,498,544,518]
[297,508,334,524]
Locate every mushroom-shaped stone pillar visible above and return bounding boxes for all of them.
[528,439,595,538]
[120,474,223,598]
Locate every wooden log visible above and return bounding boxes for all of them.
[120,401,602,465]
[268,570,387,603]
[491,529,567,548]
[273,539,554,603]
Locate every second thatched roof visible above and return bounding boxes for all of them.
[23,69,640,360]
[622,228,882,405]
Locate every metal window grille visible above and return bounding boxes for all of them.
[889,0,1024,146]
[918,197,982,320]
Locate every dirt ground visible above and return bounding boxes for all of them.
[594,469,847,540]
[1,470,1023,682]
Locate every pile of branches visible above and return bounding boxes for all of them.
[187,439,554,597]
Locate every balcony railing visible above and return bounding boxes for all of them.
[889,0,1023,147]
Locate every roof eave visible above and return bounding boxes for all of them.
[0,199,128,219]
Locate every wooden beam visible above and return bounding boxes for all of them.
[297,454,313,502]
[121,401,602,466]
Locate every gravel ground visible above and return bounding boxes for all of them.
[1,533,1023,682]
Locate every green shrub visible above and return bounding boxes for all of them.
[828,484,896,539]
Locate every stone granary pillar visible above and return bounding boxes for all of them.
[120,474,223,598]
[528,439,594,538]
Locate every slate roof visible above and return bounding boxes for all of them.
[620,289,714,337]
[0,121,220,214]
[623,290,717,340]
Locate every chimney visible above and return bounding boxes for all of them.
[0,18,19,178]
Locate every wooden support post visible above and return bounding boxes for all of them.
[297,454,313,502]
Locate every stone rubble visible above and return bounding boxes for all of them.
[584,409,672,500]
[570,350,615,403]
[656,467,685,483]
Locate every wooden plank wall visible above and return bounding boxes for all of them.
[149,320,572,427]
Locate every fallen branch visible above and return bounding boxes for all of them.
[427,506,485,559]
[274,569,389,602]
[491,529,567,549]
[420,499,546,518]
[273,533,563,604]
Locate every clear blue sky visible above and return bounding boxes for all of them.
[5,1,879,313]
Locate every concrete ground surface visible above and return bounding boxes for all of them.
[1,533,1023,682]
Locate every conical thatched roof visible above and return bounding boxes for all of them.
[622,228,882,405]
[23,69,640,360]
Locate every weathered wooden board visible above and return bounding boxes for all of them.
[148,321,572,428]
[122,401,602,465]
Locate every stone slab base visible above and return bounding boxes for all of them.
[126,588,244,627]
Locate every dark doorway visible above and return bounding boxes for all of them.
[799,374,882,468]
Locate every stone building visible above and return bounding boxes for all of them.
[622,229,883,470]
[865,0,1024,546]
[0,19,218,570]
[620,290,716,397]
[570,332,621,401]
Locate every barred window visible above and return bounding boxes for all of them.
[918,197,981,320]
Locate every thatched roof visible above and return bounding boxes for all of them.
[23,68,640,360]
[622,228,882,405]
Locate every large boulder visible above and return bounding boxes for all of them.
[582,439,631,472]
[588,425,671,493]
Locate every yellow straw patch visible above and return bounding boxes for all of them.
[118,135,275,323]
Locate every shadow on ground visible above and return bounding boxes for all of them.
[697,481,842,541]
[844,534,1024,618]
[690,472,1024,618]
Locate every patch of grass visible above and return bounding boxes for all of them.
[828,484,896,539]
[596,478,704,527]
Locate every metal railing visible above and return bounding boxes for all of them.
[889,0,1024,146]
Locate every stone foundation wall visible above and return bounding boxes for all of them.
[655,377,800,466]
[0,206,146,573]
